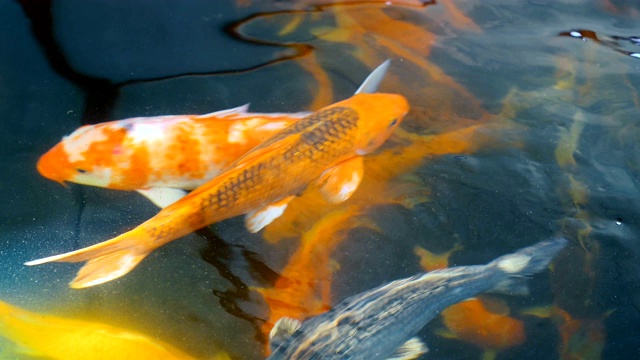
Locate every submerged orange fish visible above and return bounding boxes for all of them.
[27,92,409,288]
[415,245,526,360]
[438,298,525,360]
[0,299,231,360]
[255,206,379,346]
[522,305,609,360]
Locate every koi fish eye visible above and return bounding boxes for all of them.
[388,118,398,127]
[76,168,88,174]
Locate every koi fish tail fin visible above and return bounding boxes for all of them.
[25,228,152,289]
[489,237,568,295]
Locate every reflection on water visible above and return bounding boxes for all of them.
[1,0,639,359]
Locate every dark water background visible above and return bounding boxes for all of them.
[1,0,639,359]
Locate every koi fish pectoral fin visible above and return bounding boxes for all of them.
[136,187,189,208]
[317,156,364,204]
[387,337,429,360]
[245,196,296,233]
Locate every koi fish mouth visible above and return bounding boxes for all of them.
[36,145,73,187]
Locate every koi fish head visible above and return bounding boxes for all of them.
[37,122,130,188]
[345,93,409,155]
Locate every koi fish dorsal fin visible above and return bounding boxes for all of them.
[387,337,429,360]
[196,104,251,119]
[269,317,302,353]
[317,156,364,204]
[355,59,391,95]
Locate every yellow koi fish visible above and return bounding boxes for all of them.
[27,91,409,288]
[0,299,231,360]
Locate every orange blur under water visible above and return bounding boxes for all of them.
[27,93,409,289]
[234,0,488,127]
[522,305,608,360]
[440,299,526,351]
[255,206,378,353]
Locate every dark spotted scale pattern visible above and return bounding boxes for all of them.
[141,106,359,246]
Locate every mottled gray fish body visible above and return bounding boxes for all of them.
[267,237,568,360]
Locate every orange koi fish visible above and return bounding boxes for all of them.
[438,298,525,360]
[0,299,231,360]
[36,61,390,208]
[27,91,409,288]
[415,245,526,360]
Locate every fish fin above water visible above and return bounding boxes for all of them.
[386,337,429,360]
[25,228,151,288]
[355,59,391,95]
[196,104,251,119]
[269,317,302,353]
[317,156,364,204]
[136,187,188,209]
[245,196,296,233]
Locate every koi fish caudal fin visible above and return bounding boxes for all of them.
[25,228,151,289]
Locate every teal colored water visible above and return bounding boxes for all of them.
[1,0,639,359]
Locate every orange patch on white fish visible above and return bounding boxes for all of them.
[27,93,410,288]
